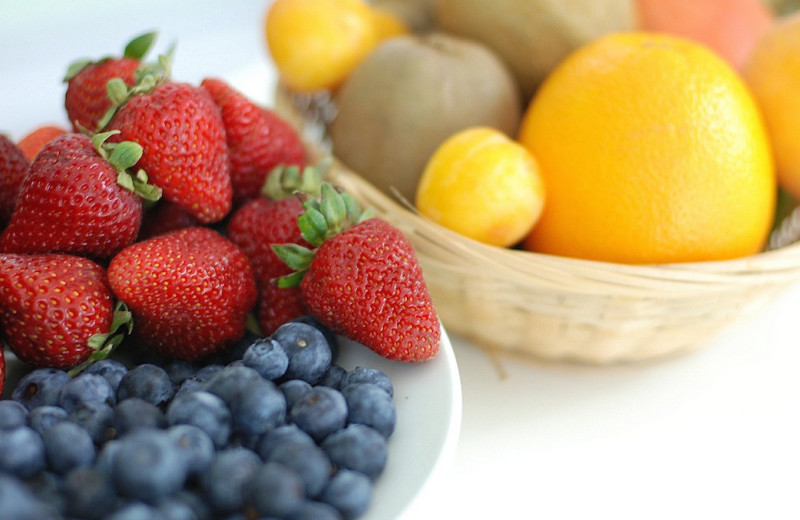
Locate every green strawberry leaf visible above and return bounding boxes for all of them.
[69,301,133,376]
[63,58,95,82]
[123,31,157,60]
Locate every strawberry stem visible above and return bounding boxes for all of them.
[91,130,162,202]
[68,301,133,376]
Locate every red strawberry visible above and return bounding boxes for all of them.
[0,253,132,370]
[0,132,160,258]
[0,134,29,229]
[107,80,232,224]
[107,227,258,361]
[275,184,440,362]
[201,77,306,205]
[64,32,157,132]
[138,200,201,240]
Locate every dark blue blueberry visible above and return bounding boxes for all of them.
[158,491,213,520]
[257,423,316,460]
[266,441,332,497]
[117,364,175,408]
[112,429,188,504]
[341,383,396,438]
[69,401,115,445]
[242,337,289,380]
[58,373,115,413]
[280,379,312,409]
[321,424,388,481]
[174,363,224,398]
[230,377,286,438]
[341,367,394,398]
[291,500,343,520]
[289,385,348,442]
[272,320,333,384]
[27,405,69,436]
[0,425,46,477]
[41,419,96,474]
[163,360,197,386]
[113,397,167,436]
[321,469,373,520]
[24,470,65,516]
[0,473,60,520]
[166,390,232,449]
[108,502,169,520]
[83,359,129,393]
[203,364,263,407]
[166,424,215,477]
[0,399,28,429]
[200,447,262,514]
[317,364,347,389]
[95,438,122,475]
[292,315,339,359]
[62,466,118,520]
[243,461,306,518]
[12,368,71,410]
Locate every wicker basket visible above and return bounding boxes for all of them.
[274,85,800,364]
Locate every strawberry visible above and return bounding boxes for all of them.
[138,200,201,240]
[0,253,132,370]
[107,227,258,361]
[106,79,232,224]
[201,77,306,205]
[275,184,440,362]
[0,134,29,229]
[0,131,161,258]
[64,32,157,132]
[17,124,68,162]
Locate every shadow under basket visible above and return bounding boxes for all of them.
[275,85,800,365]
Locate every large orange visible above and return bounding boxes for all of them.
[518,32,775,264]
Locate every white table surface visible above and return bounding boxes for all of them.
[2,2,799,519]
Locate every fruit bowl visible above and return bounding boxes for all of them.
[276,84,800,365]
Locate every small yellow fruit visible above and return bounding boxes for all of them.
[416,127,546,247]
[372,6,410,42]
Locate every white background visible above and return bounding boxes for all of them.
[2,1,799,518]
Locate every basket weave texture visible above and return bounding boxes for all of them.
[275,86,800,364]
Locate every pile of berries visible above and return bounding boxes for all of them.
[0,318,396,519]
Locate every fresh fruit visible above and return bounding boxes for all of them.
[106,80,232,224]
[635,0,774,70]
[373,0,436,33]
[265,0,378,92]
[329,32,521,202]
[201,77,306,205]
[137,200,201,240]
[16,125,68,162]
[275,184,440,362]
[0,350,5,397]
[0,132,160,258]
[0,253,131,370]
[742,12,800,201]
[0,134,29,229]
[106,227,258,360]
[371,5,410,41]
[416,126,546,247]
[435,0,636,100]
[63,32,157,132]
[518,32,775,264]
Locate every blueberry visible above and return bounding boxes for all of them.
[27,405,69,436]
[69,401,115,445]
[62,466,118,520]
[112,429,188,504]
[157,491,213,520]
[0,425,46,477]
[166,424,215,477]
[113,397,167,436]
[95,438,122,475]
[257,423,316,460]
[0,473,60,520]
[117,364,175,408]
[318,364,347,389]
[163,360,197,386]
[0,399,28,429]
[243,461,306,518]
[108,502,169,520]
[266,441,332,497]
[321,424,388,481]
[242,337,289,380]
[341,383,397,438]
[83,359,129,392]
[23,470,65,516]
[320,469,373,520]
[230,377,286,438]
[280,379,312,409]
[291,500,343,520]
[292,315,340,359]
[203,364,263,406]
[200,447,262,513]
[174,363,224,398]
[341,367,394,398]
[41,420,96,474]
[12,368,71,409]
[289,385,348,442]
[59,373,115,412]
[166,390,232,449]
[272,321,333,384]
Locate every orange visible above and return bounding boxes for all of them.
[371,6,410,42]
[17,125,67,162]
[518,32,775,264]
[415,127,546,247]
[742,13,800,201]
[265,0,378,92]
[635,0,774,70]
